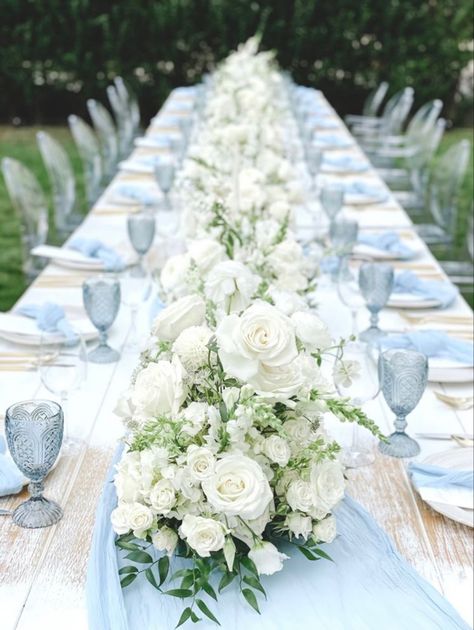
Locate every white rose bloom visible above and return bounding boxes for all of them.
[179,514,226,557]
[131,356,188,418]
[313,515,337,544]
[291,312,332,352]
[216,301,298,381]
[286,512,313,540]
[152,294,206,342]
[267,240,304,276]
[269,287,308,316]
[186,446,215,481]
[282,418,313,446]
[128,502,154,537]
[249,360,303,401]
[111,503,132,535]
[248,541,289,576]
[149,479,176,515]
[160,253,191,297]
[263,435,291,466]
[311,461,345,511]
[172,325,212,372]
[286,479,313,512]
[205,261,260,314]
[202,454,273,520]
[152,526,178,556]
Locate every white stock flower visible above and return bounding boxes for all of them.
[286,479,313,512]
[291,311,332,352]
[205,260,260,314]
[172,325,212,372]
[248,541,289,576]
[149,479,176,515]
[187,238,226,273]
[131,356,188,418]
[310,461,345,512]
[313,515,337,544]
[111,503,132,535]
[179,514,226,557]
[202,454,272,520]
[152,526,178,556]
[263,435,291,466]
[286,512,312,540]
[128,502,154,537]
[152,294,206,342]
[186,446,216,481]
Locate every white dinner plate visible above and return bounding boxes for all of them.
[32,245,103,271]
[354,240,421,261]
[419,448,473,527]
[428,357,474,384]
[105,181,162,207]
[388,293,441,309]
[345,190,390,206]
[314,136,353,150]
[0,313,98,346]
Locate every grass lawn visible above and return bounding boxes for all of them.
[0,125,473,312]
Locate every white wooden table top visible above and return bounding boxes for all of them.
[0,91,472,630]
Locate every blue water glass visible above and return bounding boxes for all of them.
[320,184,344,226]
[154,159,175,210]
[127,210,156,274]
[306,145,323,191]
[358,262,394,344]
[82,276,121,363]
[5,399,64,528]
[378,349,427,457]
[330,218,359,254]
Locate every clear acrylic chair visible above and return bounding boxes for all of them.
[1,157,49,278]
[345,81,389,126]
[107,84,134,157]
[87,98,119,179]
[351,87,414,140]
[114,76,141,136]
[68,115,103,205]
[37,131,82,237]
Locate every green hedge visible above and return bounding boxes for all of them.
[0,0,472,124]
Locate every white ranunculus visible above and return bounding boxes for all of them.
[152,526,178,556]
[152,294,206,342]
[111,503,132,535]
[248,541,289,576]
[311,461,345,512]
[179,514,226,557]
[186,446,215,481]
[149,479,176,515]
[205,260,260,314]
[187,238,226,273]
[313,515,337,544]
[286,512,313,540]
[263,435,291,466]
[172,325,212,372]
[215,301,298,382]
[160,253,191,297]
[131,356,188,418]
[291,312,332,352]
[128,502,154,537]
[202,454,273,520]
[286,479,313,513]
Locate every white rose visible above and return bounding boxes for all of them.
[249,360,303,401]
[291,312,332,352]
[172,325,212,372]
[215,301,298,381]
[128,502,154,537]
[149,479,176,514]
[286,479,313,512]
[269,287,308,316]
[152,526,178,556]
[205,261,260,314]
[131,356,188,418]
[267,240,304,275]
[282,418,313,446]
[186,446,215,481]
[313,515,337,543]
[248,541,289,576]
[160,253,191,297]
[179,514,226,557]
[311,461,345,511]
[187,238,226,272]
[152,294,206,342]
[202,454,273,520]
[263,435,291,466]
[111,503,132,535]
[286,512,313,539]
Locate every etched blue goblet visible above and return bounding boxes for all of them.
[127,210,156,275]
[82,276,121,363]
[358,262,394,344]
[320,184,344,227]
[5,399,63,528]
[153,159,175,210]
[378,349,427,457]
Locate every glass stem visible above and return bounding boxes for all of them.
[130,307,138,344]
[99,328,108,348]
[351,309,358,336]
[394,414,408,434]
[29,480,44,500]
[370,311,379,329]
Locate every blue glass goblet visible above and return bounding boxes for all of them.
[82,276,121,363]
[154,159,175,210]
[127,210,156,276]
[358,262,394,344]
[5,399,63,528]
[320,184,344,227]
[378,349,427,458]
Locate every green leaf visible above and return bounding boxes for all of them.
[165,589,193,598]
[116,540,141,551]
[298,546,318,561]
[171,568,192,581]
[118,565,138,575]
[181,574,194,590]
[145,567,159,589]
[242,588,260,614]
[243,575,266,598]
[314,548,334,562]
[196,599,220,625]
[175,607,192,628]
[190,611,201,623]
[125,550,153,564]
[202,581,218,601]
[218,571,236,592]
[219,401,228,422]
[120,573,137,588]
[158,555,170,586]
[240,556,258,576]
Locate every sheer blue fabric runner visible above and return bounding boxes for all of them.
[87,448,469,630]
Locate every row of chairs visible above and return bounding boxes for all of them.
[2,77,141,277]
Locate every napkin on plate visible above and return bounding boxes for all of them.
[111,183,160,206]
[380,330,473,365]
[16,302,78,344]
[323,155,368,172]
[314,134,351,147]
[358,232,415,259]
[344,181,388,203]
[0,436,24,497]
[409,462,473,509]
[393,270,458,307]
[69,238,125,272]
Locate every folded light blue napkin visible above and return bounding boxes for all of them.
[358,232,415,259]
[323,156,368,172]
[344,181,388,202]
[113,184,158,206]
[0,436,23,497]
[409,463,473,491]
[69,237,125,272]
[393,270,458,307]
[315,135,351,147]
[16,302,78,344]
[380,330,473,365]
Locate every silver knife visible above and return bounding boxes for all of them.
[415,432,474,441]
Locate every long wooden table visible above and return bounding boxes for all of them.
[0,90,473,629]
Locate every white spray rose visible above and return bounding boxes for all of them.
[263,435,291,466]
[205,260,260,314]
[179,514,226,557]
[128,502,154,537]
[131,356,188,418]
[186,446,215,481]
[286,479,314,512]
[149,479,176,515]
[291,311,332,352]
[152,294,206,342]
[248,541,289,576]
[172,325,212,372]
[111,503,132,535]
[282,418,314,446]
[313,515,337,543]
[286,512,313,539]
[152,526,178,556]
[311,461,345,512]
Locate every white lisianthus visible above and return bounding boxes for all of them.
[313,515,337,544]
[310,461,345,511]
[172,325,212,372]
[152,294,206,342]
[202,454,273,520]
[128,502,154,538]
[131,356,188,418]
[152,526,178,556]
[263,435,291,466]
[160,253,191,297]
[291,312,332,352]
[286,479,313,512]
[179,514,226,557]
[248,541,289,576]
[205,260,260,314]
[111,503,132,535]
[286,512,313,540]
[149,479,176,515]
[186,446,215,481]
[187,238,226,273]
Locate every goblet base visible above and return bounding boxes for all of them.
[12,496,63,529]
[342,448,375,468]
[359,325,386,346]
[379,432,420,458]
[87,344,120,364]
